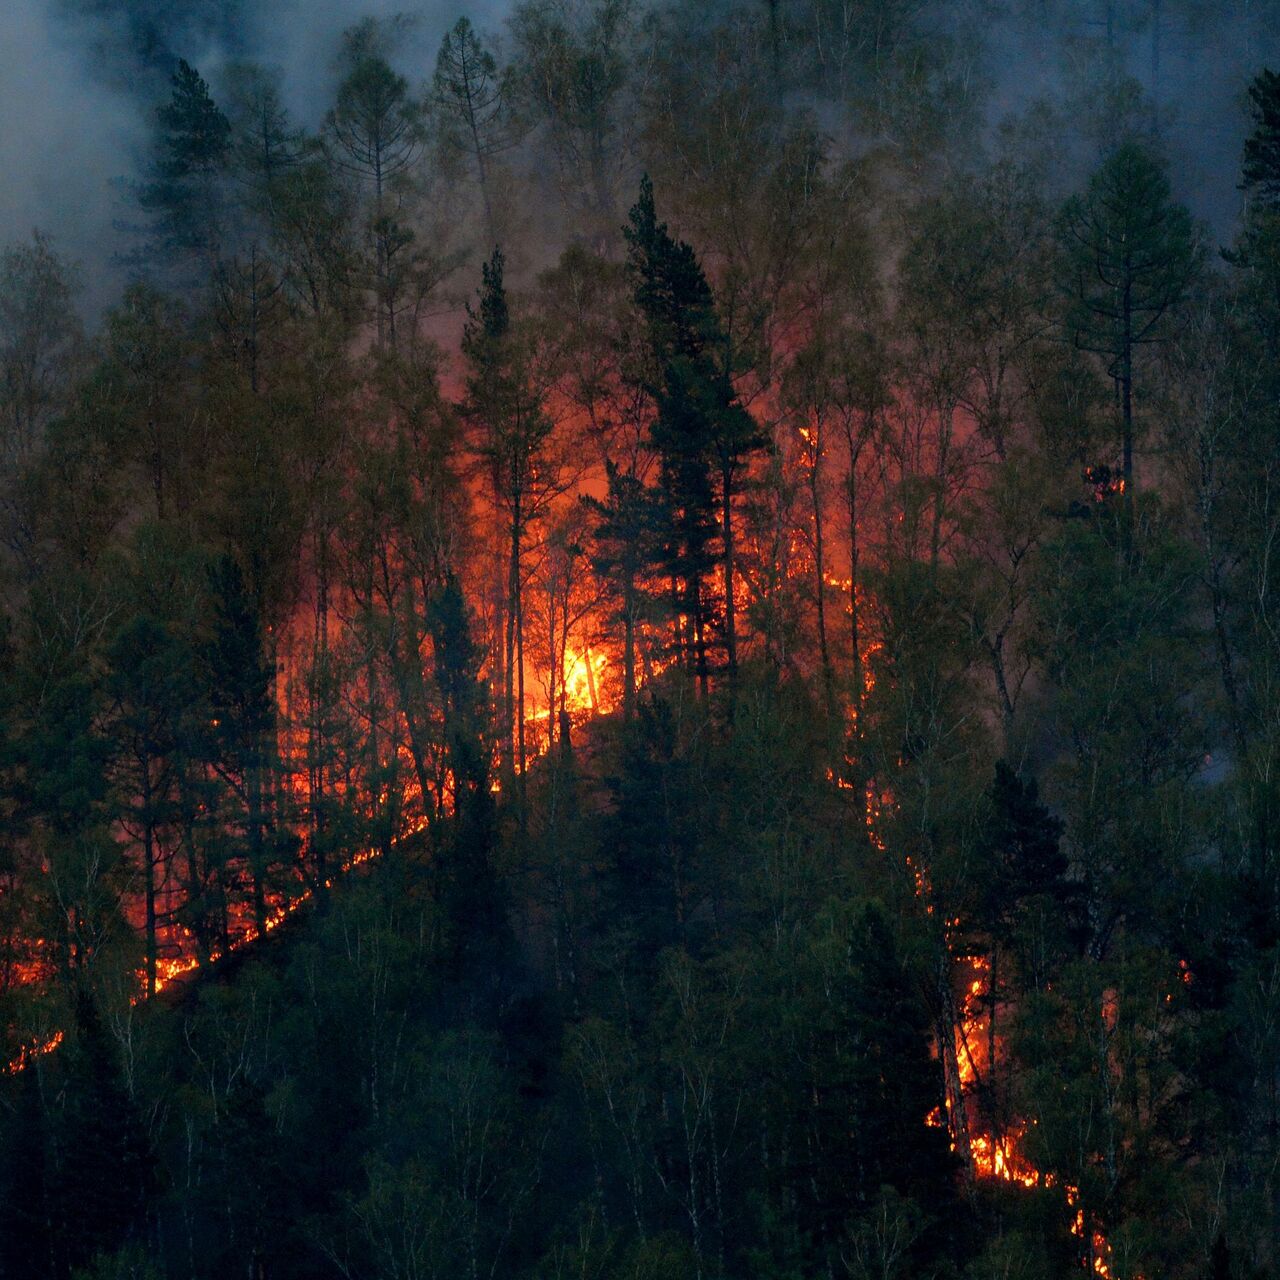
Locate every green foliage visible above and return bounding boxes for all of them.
[1243,69,1280,211]
[0,15,1277,1280]
[138,60,232,259]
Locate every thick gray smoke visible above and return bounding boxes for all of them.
[3,0,1278,314]
[979,1,1280,235]
[1,1,147,306]
[0,0,509,310]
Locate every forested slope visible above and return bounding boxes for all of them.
[0,3,1279,1278]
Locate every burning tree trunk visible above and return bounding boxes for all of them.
[463,248,556,800]
[935,947,973,1178]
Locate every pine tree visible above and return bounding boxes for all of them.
[1058,141,1202,535]
[1242,69,1280,212]
[327,21,427,346]
[427,576,509,982]
[980,762,1072,951]
[433,17,514,242]
[203,555,277,940]
[583,460,659,720]
[53,990,152,1274]
[106,613,195,997]
[787,903,957,1273]
[625,176,759,687]
[0,1069,54,1279]
[138,59,232,261]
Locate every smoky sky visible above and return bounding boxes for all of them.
[1,0,510,309]
[3,0,1278,314]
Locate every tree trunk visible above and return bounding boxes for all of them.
[721,456,738,679]
[623,581,637,721]
[846,441,864,726]
[516,545,528,798]
[504,523,519,784]
[809,427,833,706]
[936,947,972,1178]
[1122,277,1135,549]
[142,761,157,998]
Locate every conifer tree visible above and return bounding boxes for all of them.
[583,460,657,720]
[106,613,195,997]
[53,991,152,1273]
[625,175,758,686]
[1058,141,1202,533]
[427,577,509,980]
[202,555,277,940]
[1242,69,1280,211]
[0,1069,54,1279]
[433,17,514,241]
[139,59,232,262]
[327,21,427,346]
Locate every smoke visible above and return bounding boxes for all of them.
[3,0,1278,314]
[240,0,513,122]
[975,1,1280,235]
[0,1,146,308]
[0,0,512,311]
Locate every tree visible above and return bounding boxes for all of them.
[1028,506,1206,964]
[202,554,278,941]
[584,461,658,721]
[94,285,192,524]
[433,18,515,242]
[326,21,429,346]
[0,233,81,470]
[0,233,82,573]
[767,901,957,1276]
[138,59,232,263]
[462,248,556,790]
[625,176,759,687]
[0,1069,54,1279]
[51,991,152,1274]
[224,63,305,200]
[106,612,195,997]
[10,574,132,986]
[427,578,509,979]
[509,0,636,245]
[327,24,422,202]
[1242,68,1280,212]
[1058,141,1203,534]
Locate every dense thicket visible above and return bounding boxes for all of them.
[2,3,1280,1279]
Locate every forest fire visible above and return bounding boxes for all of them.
[0,3,1272,1276]
[3,1030,64,1076]
[862,763,1127,1274]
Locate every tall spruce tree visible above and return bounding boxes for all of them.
[139,59,232,263]
[1242,69,1280,212]
[624,175,757,687]
[1058,141,1202,535]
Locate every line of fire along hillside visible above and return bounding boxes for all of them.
[3,625,1172,1279]
[1,640,619,1074]
[1,840,385,1077]
[858,770,1193,1280]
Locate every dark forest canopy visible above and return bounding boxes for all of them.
[2,2,1280,1279]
